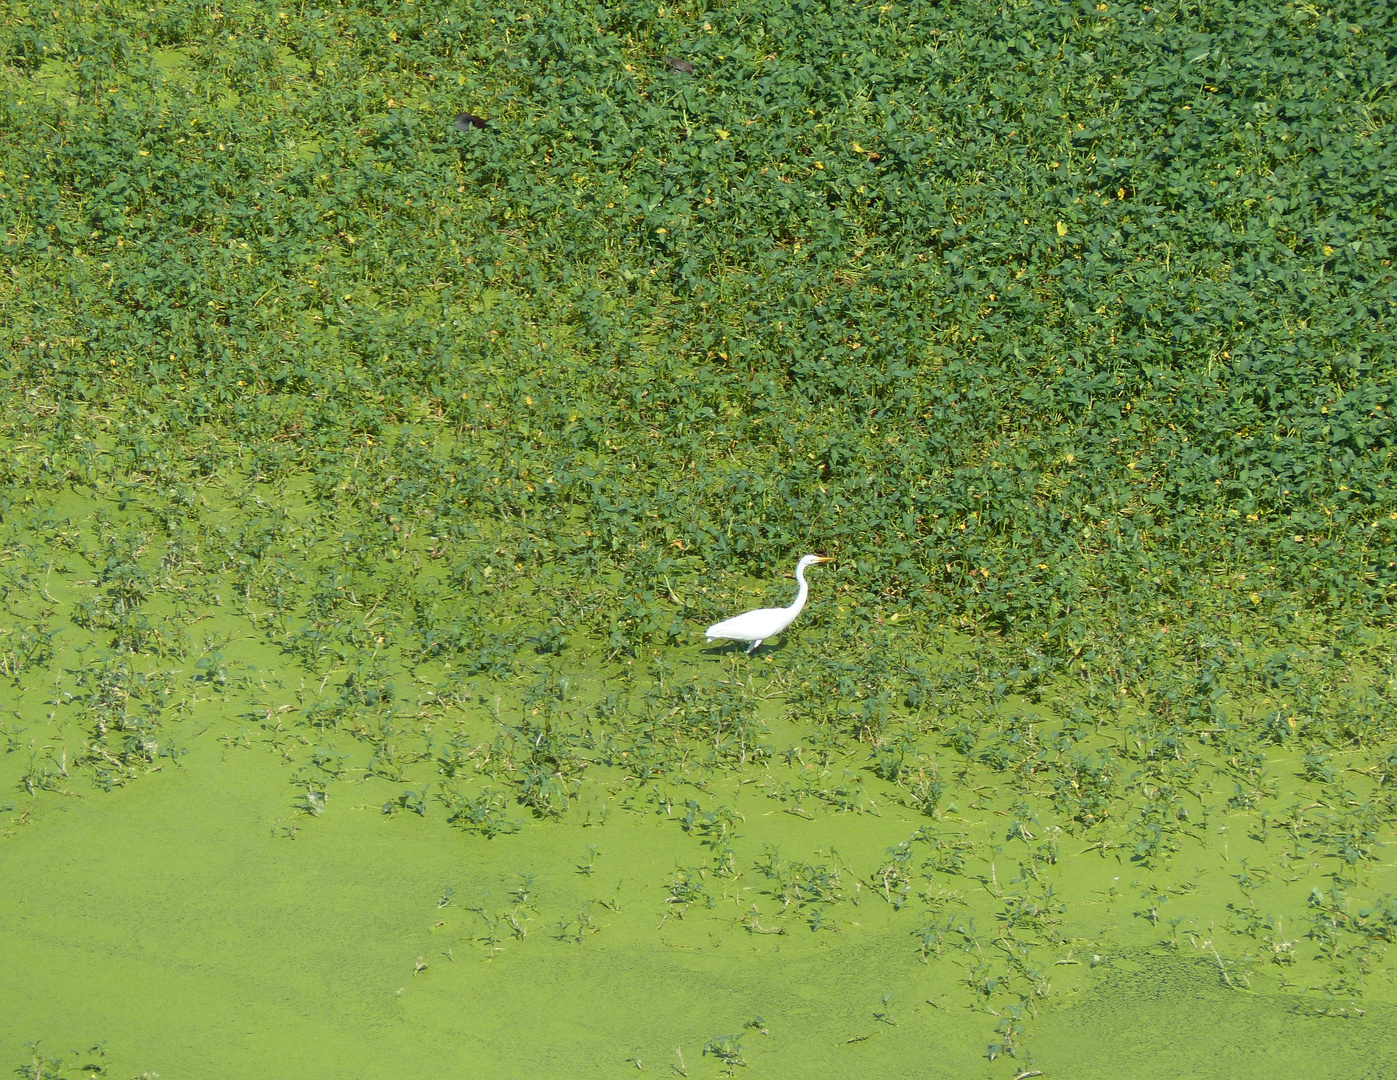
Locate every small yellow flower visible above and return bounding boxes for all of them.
[1056,221,1068,236]
[715,129,729,139]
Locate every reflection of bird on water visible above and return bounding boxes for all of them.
[705,555,831,654]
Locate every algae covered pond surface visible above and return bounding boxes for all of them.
[6,691,1397,1080]
[2,0,1397,1073]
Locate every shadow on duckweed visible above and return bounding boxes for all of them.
[1032,947,1397,1078]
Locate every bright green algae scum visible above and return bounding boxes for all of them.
[5,618,1397,1078]
[5,656,1397,1079]
[3,0,1397,1074]
[8,653,1397,1073]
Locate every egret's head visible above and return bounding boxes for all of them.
[797,554,832,570]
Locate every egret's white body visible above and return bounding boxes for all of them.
[705,555,831,653]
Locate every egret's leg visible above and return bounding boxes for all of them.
[745,640,763,654]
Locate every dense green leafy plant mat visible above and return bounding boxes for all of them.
[2,0,1396,1073]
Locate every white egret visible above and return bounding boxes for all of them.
[705,554,831,654]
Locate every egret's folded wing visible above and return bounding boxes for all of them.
[706,607,786,640]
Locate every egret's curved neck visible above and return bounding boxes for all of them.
[787,563,811,615]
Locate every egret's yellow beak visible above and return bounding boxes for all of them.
[813,556,833,563]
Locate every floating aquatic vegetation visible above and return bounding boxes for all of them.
[1,0,1395,1072]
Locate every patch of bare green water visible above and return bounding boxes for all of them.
[4,634,1397,1077]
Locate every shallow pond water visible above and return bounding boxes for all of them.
[5,719,1395,1078]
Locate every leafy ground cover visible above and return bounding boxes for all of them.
[1,0,1395,1074]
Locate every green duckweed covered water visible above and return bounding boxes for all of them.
[3,0,1396,1073]
[5,602,1397,1076]
[5,686,1397,1080]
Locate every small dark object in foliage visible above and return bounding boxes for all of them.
[454,112,489,131]
[664,57,694,75]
